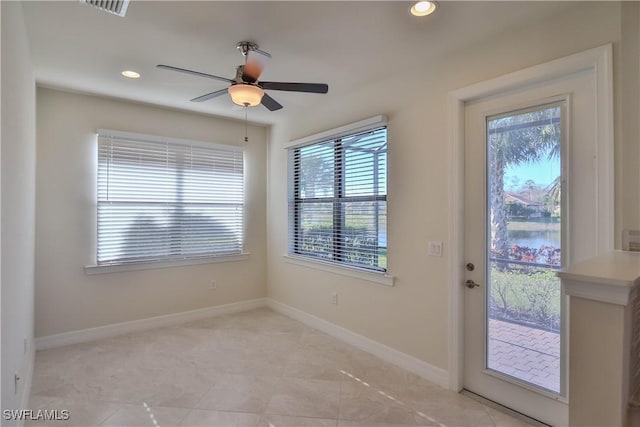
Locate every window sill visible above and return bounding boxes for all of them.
[283,255,395,287]
[85,253,251,275]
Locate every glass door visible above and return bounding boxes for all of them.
[486,103,564,394]
[462,48,610,427]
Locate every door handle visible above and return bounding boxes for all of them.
[465,279,480,289]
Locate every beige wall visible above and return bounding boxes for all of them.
[1,1,36,418]
[35,88,268,337]
[267,2,636,371]
[619,1,640,245]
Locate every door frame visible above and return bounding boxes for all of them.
[447,44,614,392]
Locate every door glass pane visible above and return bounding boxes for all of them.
[486,104,562,393]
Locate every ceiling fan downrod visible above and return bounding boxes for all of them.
[236,41,258,57]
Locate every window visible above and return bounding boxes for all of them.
[96,130,244,265]
[288,125,387,272]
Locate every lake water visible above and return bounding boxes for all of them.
[508,229,560,249]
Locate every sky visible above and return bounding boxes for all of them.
[504,156,560,190]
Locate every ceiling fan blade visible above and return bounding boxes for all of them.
[261,93,283,111]
[242,49,271,83]
[190,88,229,103]
[260,82,328,94]
[157,64,232,84]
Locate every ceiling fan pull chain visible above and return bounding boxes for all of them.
[244,106,249,143]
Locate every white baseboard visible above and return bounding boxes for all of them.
[266,298,449,388]
[34,297,449,390]
[35,298,267,350]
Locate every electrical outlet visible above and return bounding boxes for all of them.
[331,292,338,305]
[209,280,217,290]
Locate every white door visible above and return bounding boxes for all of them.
[463,67,606,426]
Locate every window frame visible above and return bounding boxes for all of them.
[85,129,248,274]
[285,116,392,283]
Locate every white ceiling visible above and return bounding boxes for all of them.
[22,1,572,125]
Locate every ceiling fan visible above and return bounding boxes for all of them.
[157,41,329,112]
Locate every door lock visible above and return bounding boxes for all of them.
[465,279,480,289]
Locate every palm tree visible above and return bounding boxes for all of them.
[523,179,538,200]
[488,107,561,258]
[544,175,561,205]
[300,155,333,198]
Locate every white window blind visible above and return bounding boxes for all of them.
[288,126,387,272]
[97,131,244,265]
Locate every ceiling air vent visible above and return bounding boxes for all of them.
[81,0,130,17]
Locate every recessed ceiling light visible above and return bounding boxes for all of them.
[121,70,141,79]
[410,1,438,17]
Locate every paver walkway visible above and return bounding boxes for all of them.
[487,318,560,393]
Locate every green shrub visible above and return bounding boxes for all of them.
[489,266,561,331]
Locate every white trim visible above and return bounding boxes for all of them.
[447,45,615,391]
[96,128,245,152]
[35,298,266,350]
[85,253,250,275]
[18,348,35,427]
[450,45,610,104]
[266,298,449,388]
[447,95,465,391]
[593,47,615,254]
[283,254,395,287]
[563,279,638,306]
[283,115,387,149]
[482,367,569,404]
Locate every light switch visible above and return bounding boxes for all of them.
[428,241,443,257]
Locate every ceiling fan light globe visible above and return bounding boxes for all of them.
[228,84,264,107]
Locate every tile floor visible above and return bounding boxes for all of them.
[28,308,532,427]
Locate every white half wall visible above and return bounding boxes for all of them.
[35,88,268,338]
[1,1,37,421]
